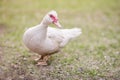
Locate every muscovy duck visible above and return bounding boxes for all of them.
[23,10,82,65]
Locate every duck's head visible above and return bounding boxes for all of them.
[42,10,62,28]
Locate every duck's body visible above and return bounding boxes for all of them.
[23,24,60,56]
[23,10,82,65]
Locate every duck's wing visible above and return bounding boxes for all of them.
[47,27,82,47]
[47,27,64,44]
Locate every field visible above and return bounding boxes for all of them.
[0,0,120,80]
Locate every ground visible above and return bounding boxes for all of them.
[0,0,120,80]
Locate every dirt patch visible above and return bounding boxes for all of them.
[0,23,7,35]
[0,23,6,61]
[0,46,3,57]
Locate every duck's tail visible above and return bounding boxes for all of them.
[62,28,82,40]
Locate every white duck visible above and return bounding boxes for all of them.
[23,10,82,65]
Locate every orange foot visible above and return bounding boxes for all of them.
[35,55,50,66]
[36,61,48,66]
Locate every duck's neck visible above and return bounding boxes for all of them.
[37,22,48,40]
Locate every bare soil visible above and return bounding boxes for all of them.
[0,23,6,35]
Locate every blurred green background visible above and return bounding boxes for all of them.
[0,0,120,80]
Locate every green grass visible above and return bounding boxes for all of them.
[0,0,120,80]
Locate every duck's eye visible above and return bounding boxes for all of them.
[49,14,54,18]
[49,14,58,22]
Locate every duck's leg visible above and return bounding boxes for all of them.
[36,55,50,66]
[34,55,41,62]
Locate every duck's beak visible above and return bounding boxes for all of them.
[54,21,62,28]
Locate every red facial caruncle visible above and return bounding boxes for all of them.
[49,14,58,23]
[49,14,62,28]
